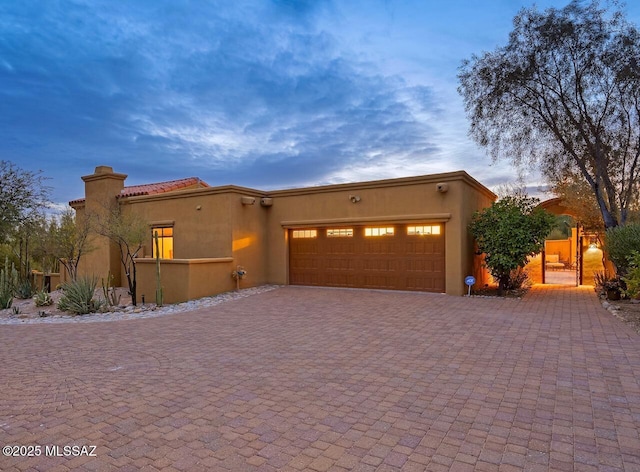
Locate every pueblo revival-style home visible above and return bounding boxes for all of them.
[69,166,497,302]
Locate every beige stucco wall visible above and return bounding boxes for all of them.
[136,258,236,304]
[74,166,125,284]
[71,167,495,299]
[125,187,270,286]
[263,172,495,296]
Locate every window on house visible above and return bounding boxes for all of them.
[407,225,441,236]
[292,229,317,239]
[364,227,395,237]
[326,228,354,237]
[152,227,174,259]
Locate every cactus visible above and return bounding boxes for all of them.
[101,272,121,307]
[154,231,163,307]
[0,257,18,309]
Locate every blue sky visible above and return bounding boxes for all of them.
[3,1,639,206]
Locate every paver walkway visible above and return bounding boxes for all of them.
[1,284,639,471]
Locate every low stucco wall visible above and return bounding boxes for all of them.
[526,254,543,285]
[136,258,241,304]
[31,272,62,291]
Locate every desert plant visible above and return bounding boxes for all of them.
[101,273,121,307]
[33,288,54,307]
[0,257,18,309]
[58,276,102,315]
[154,231,163,307]
[14,278,34,299]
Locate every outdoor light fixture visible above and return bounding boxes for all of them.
[349,195,361,203]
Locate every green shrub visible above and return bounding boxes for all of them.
[604,223,640,275]
[622,252,640,299]
[33,289,54,307]
[14,279,34,299]
[469,194,555,295]
[58,276,103,315]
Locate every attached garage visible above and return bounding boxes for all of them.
[289,223,445,292]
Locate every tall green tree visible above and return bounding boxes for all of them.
[470,195,555,295]
[458,1,640,229]
[0,161,50,240]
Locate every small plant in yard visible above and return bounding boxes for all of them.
[33,288,54,307]
[14,278,34,299]
[58,276,103,315]
[101,273,121,307]
[622,252,640,299]
[594,272,625,300]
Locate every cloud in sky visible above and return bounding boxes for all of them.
[2,0,638,204]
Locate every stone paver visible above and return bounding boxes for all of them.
[1,284,639,471]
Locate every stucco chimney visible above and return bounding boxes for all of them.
[78,166,128,285]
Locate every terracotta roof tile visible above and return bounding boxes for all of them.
[118,177,208,198]
[69,177,209,206]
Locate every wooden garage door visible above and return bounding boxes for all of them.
[289,224,445,292]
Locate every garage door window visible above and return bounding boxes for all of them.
[407,225,441,236]
[292,229,317,238]
[327,228,354,237]
[364,227,395,237]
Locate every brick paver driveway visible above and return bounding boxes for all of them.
[1,285,639,471]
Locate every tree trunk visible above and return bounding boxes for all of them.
[131,261,137,306]
[498,273,510,296]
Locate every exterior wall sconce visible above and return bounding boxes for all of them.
[232,265,247,290]
[436,183,449,193]
[349,195,361,203]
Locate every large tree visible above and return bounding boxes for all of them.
[458,1,640,228]
[0,161,50,240]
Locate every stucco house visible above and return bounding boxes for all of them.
[70,166,496,302]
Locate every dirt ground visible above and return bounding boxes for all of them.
[0,287,133,321]
[607,298,640,334]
